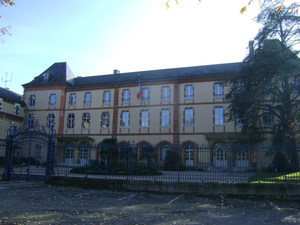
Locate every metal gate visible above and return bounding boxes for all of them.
[3,118,56,182]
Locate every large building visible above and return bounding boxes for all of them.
[22,62,256,169]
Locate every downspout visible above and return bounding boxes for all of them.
[1,98,7,140]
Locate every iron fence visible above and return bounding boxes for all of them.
[49,142,300,184]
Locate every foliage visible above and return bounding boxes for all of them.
[248,171,300,183]
[165,0,300,14]
[139,144,156,168]
[164,150,183,171]
[224,2,300,172]
[224,2,300,143]
[70,162,162,175]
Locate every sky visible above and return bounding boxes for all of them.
[0,0,263,95]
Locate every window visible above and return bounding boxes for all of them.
[140,110,149,127]
[214,107,224,125]
[28,114,34,127]
[120,111,130,127]
[103,91,110,104]
[14,103,20,116]
[184,108,194,126]
[184,85,194,100]
[142,88,150,101]
[263,107,273,125]
[214,83,224,98]
[122,89,130,103]
[161,86,170,101]
[43,72,49,82]
[101,111,110,128]
[49,94,56,106]
[142,88,150,102]
[47,113,55,129]
[161,144,170,160]
[84,92,92,105]
[82,113,90,128]
[0,98,2,111]
[28,95,36,107]
[161,109,170,126]
[67,113,75,129]
[69,93,76,106]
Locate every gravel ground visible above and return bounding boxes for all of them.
[0,181,299,225]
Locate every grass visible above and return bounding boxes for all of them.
[248,172,300,183]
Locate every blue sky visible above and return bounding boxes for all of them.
[0,0,262,94]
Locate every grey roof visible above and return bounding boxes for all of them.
[23,62,75,86]
[71,62,243,88]
[23,62,243,89]
[0,87,24,104]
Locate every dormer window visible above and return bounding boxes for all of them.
[43,72,49,82]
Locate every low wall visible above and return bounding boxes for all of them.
[49,177,300,200]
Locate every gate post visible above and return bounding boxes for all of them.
[46,127,56,181]
[3,136,13,181]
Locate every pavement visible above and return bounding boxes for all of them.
[0,181,299,225]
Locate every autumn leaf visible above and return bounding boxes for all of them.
[166,2,170,9]
[240,6,247,14]
[276,6,282,13]
[175,0,179,5]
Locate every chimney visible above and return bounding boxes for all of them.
[249,40,254,57]
[113,69,120,74]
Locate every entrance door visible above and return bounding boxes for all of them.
[80,148,89,165]
[65,148,74,165]
[185,145,194,167]
[235,150,250,167]
[213,143,228,167]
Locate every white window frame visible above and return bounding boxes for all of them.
[184,108,194,126]
[14,103,20,116]
[47,113,55,129]
[69,93,76,106]
[122,90,130,103]
[49,94,56,106]
[28,95,36,107]
[214,107,224,125]
[142,88,150,102]
[84,92,91,105]
[67,113,75,129]
[121,111,130,127]
[162,86,170,101]
[141,110,149,127]
[103,91,110,104]
[101,111,110,128]
[82,113,90,128]
[185,85,194,100]
[161,109,170,127]
[214,83,224,98]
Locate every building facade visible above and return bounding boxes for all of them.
[22,62,256,169]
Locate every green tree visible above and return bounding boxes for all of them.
[100,138,118,166]
[0,0,14,37]
[224,2,300,171]
[139,145,156,168]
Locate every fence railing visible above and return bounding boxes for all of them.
[50,142,300,183]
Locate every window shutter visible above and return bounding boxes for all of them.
[213,108,215,124]
[148,110,150,126]
[148,88,150,101]
[108,112,110,127]
[213,84,215,96]
[122,90,124,102]
[82,113,84,128]
[183,108,186,124]
[101,112,103,127]
[129,89,130,100]
[192,86,194,98]
[222,85,224,96]
[161,87,163,100]
[102,92,105,104]
[46,114,49,128]
[193,108,195,124]
[169,109,171,125]
[139,110,142,126]
[184,86,186,98]
[160,110,162,125]
[223,108,225,124]
[120,111,123,126]
[90,92,92,104]
[84,93,86,104]
[128,111,130,126]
